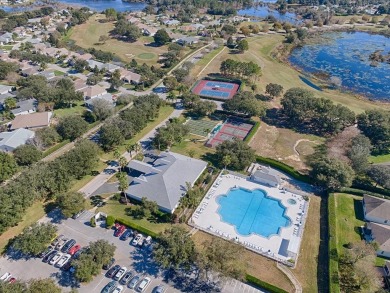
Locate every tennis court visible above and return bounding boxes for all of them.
[192,80,240,100]
[185,119,219,137]
[206,118,254,148]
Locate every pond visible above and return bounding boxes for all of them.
[238,5,300,24]
[289,31,390,101]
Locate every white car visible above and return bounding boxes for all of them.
[55,238,68,250]
[113,285,124,293]
[132,234,143,246]
[55,254,71,268]
[114,267,127,281]
[49,252,63,265]
[137,277,151,292]
[0,272,11,282]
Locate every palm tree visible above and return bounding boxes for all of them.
[166,92,176,104]
[126,143,134,156]
[133,143,141,154]
[222,155,232,170]
[113,149,121,160]
[118,156,127,171]
[117,172,129,204]
[177,84,188,96]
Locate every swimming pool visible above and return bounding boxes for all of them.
[217,188,290,238]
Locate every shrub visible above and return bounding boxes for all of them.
[244,121,260,142]
[106,215,115,228]
[345,242,354,249]
[115,218,157,238]
[90,216,96,227]
[245,275,288,293]
[339,187,390,200]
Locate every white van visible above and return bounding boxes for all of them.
[137,277,151,292]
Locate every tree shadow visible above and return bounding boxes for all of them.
[52,270,80,289]
[46,207,65,224]
[6,248,33,261]
[353,199,365,221]
[130,248,160,277]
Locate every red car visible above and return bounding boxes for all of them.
[114,225,125,237]
[68,244,81,256]
[8,277,16,284]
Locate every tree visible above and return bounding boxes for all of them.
[221,24,236,35]
[91,98,114,120]
[99,35,109,44]
[163,76,178,91]
[32,127,60,149]
[310,157,355,190]
[357,110,390,155]
[0,152,17,182]
[56,192,86,218]
[104,8,117,21]
[226,36,234,47]
[57,115,89,141]
[347,135,372,174]
[118,156,127,171]
[153,226,196,271]
[236,39,249,52]
[109,69,124,91]
[153,119,189,150]
[0,60,19,80]
[215,139,255,170]
[223,91,265,117]
[13,145,42,166]
[265,83,284,98]
[99,122,124,151]
[55,78,83,108]
[240,26,251,36]
[117,172,129,201]
[222,154,231,170]
[154,29,171,46]
[11,223,57,256]
[4,97,16,110]
[367,165,390,189]
[191,100,217,117]
[28,278,61,293]
[73,59,88,73]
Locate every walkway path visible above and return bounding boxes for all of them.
[277,263,302,293]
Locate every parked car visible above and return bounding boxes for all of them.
[39,246,53,258]
[128,275,140,289]
[114,267,127,281]
[72,210,84,219]
[68,244,81,255]
[8,277,16,284]
[55,237,68,250]
[132,234,143,246]
[0,273,11,282]
[51,235,64,247]
[101,281,117,293]
[137,277,151,292]
[61,239,76,253]
[113,285,124,293]
[73,247,85,259]
[144,236,152,246]
[49,252,63,265]
[62,260,73,271]
[154,285,166,293]
[114,225,126,237]
[55,254,71,268]
[120,271,132,285]
[106,265,120,278]
[120,230,132,241]
[43,250,58,263]
[103,257,115,270]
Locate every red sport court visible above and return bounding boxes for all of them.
[192,80,240,100]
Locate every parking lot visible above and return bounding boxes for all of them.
[0,210,265,293]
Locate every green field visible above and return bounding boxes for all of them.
[370,154,390,164]
[185,118,219,137]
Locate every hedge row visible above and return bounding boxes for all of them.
[328,194,341,293]
[351,183,390,197]
[255,156,311,183]
[115,217,158,238]
[244,121,260,143]
[339,187,390,200]
[245,275,288,293]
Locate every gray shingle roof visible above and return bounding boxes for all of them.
[364,194,390,221]
[126,152,207,213]
[0,128,35,151]
[11,99,37,115]
[367,222,390,252]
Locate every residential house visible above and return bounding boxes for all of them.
[11,99,38,116]
[84,93,114,110]
[363,194,390,225]
[125,151,208,214]
[176,36,200,46]
[0,85,14,95]
[0,92,16,110]
[119,68,141,84]
[73,79,88,91]
[20,66,39,77]
[36,70,56,80]
[10,111,52,130]
[126,15,140,24]
[87,60,120,73]
[78,85,107,100]
[365,222,390,258]
[163,19,180,26]
[0,128,35,152]
[137,23,157,36]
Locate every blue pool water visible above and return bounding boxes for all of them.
[217,188,290,238]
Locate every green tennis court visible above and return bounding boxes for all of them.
[185,119,219,137]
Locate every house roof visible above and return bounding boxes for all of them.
[364,194,390,220]
[0,92,15,104]
[11,99,37,115]
[0,128,35,151]
[126,152,207,212]
[367,222,390,252]
[10,112,52,130]
[251,170,280,184]
[119,69,141,83]
[73,79,88,91]
[78,85,107,99]
[84,93,114,107]
[0,84,13,95]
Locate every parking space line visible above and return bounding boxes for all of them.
[93,275,106,291]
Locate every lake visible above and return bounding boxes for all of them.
[238,5,300,24]
[289,31,390,101]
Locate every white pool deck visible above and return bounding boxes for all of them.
[190,173,309,266]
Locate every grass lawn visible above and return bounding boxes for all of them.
[191,46,224,77]
[249,121,324,172]
[192,230,295,292]
[53,101,86,118]
[293,196,321,293]
[0,45,13,50]
[171,135,215,160]
[0,201,46,253]
[100,105,174,160]
[54,70,65,76]
[197,33,390,113]
[369,154,390,164]
[99,198,172,234]
[69,14,168,66]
